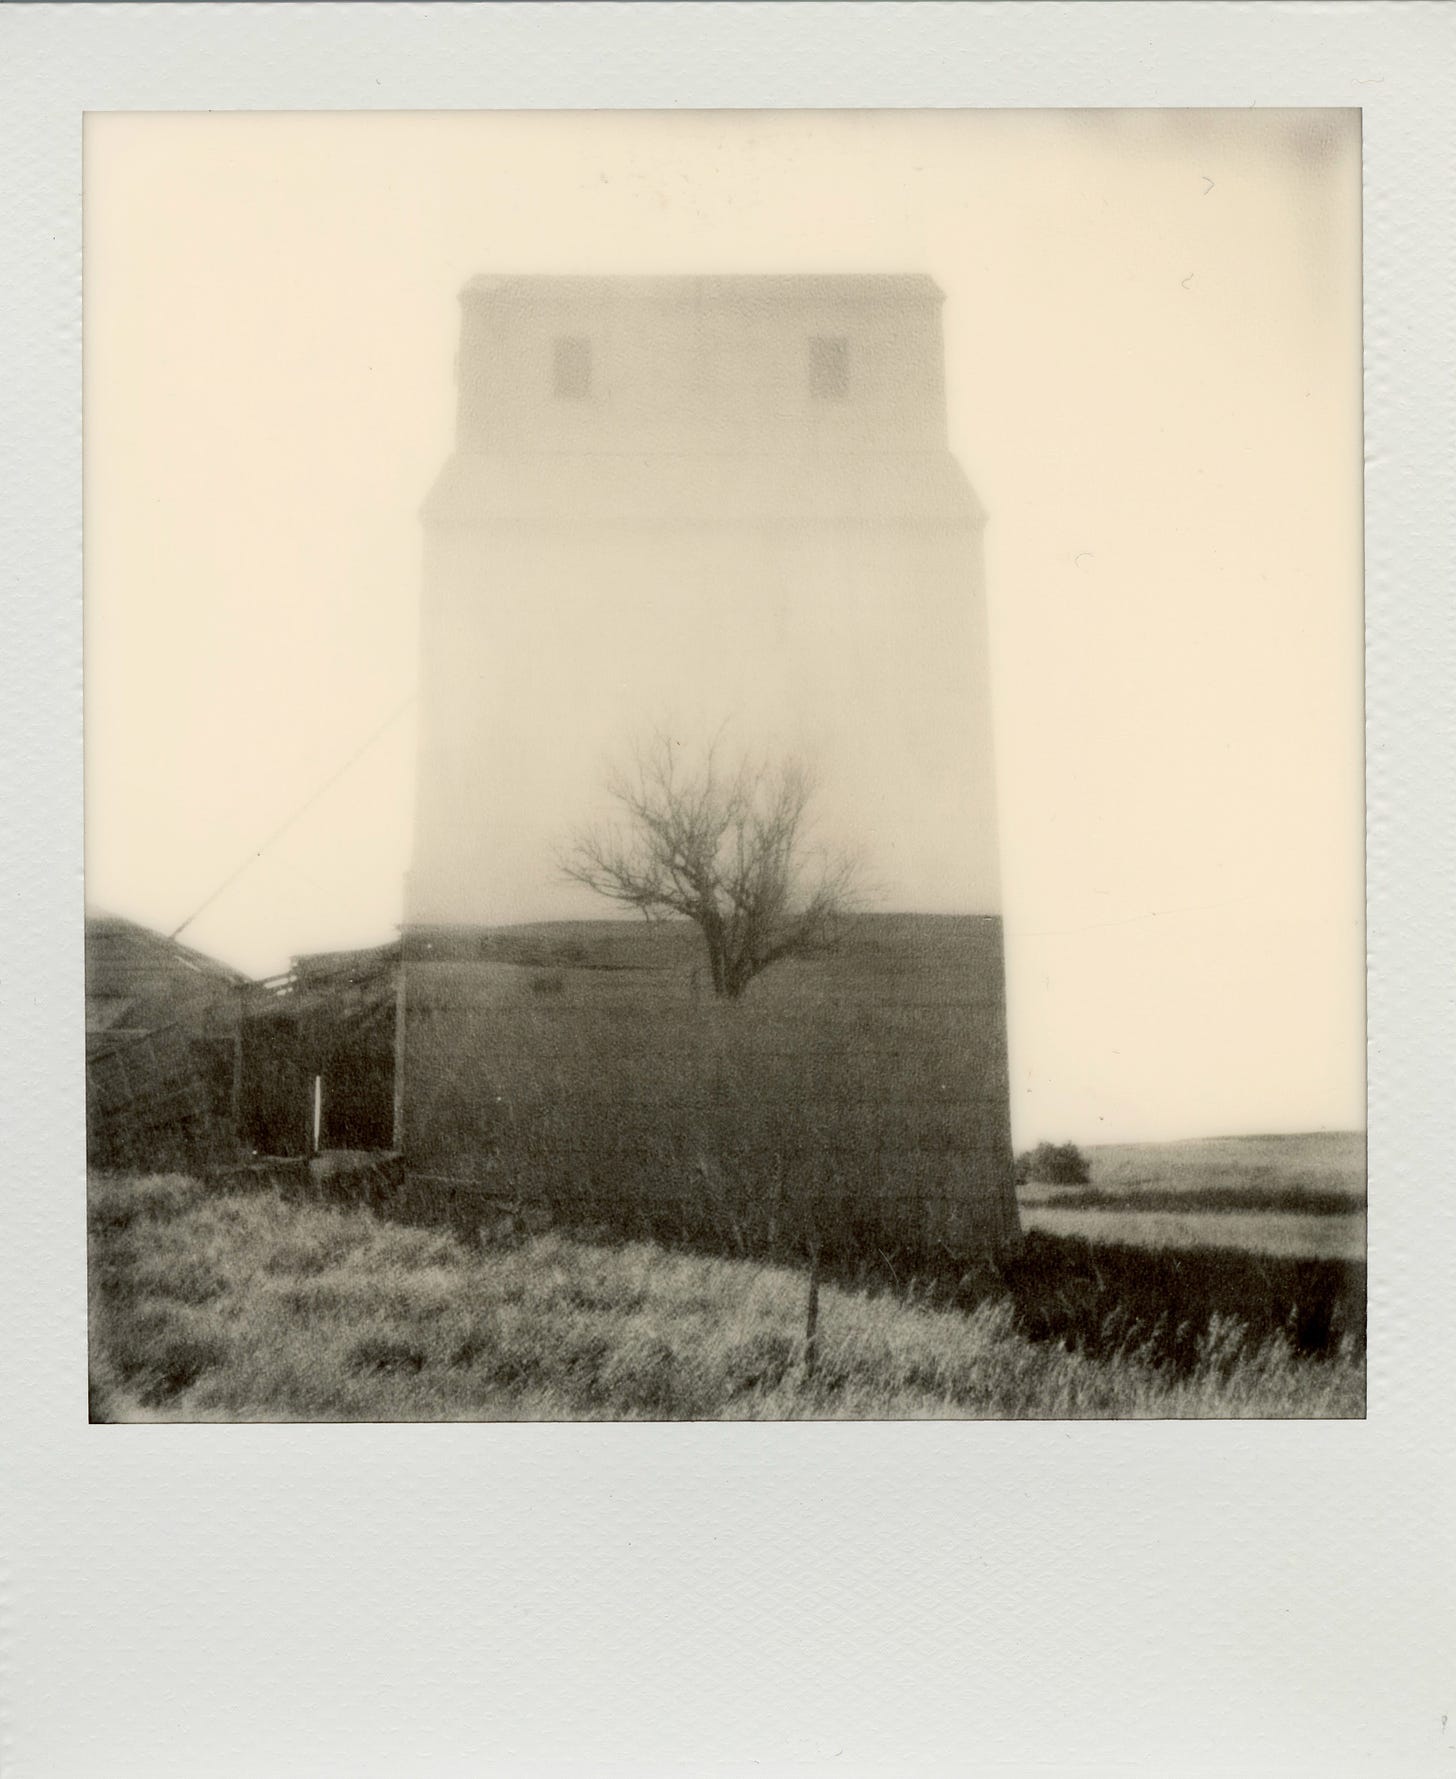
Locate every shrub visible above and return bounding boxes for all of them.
[1016,1141,1092,1186]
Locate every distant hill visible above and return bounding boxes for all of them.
[408,910,1004,989]
[1082,1131,1366,1201]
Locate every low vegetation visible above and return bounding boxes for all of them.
[1051,1131,1367,1209]
[1014,1141,1092,1186]
[88,1172,1364,1422]
[1020,1130,1367,1262]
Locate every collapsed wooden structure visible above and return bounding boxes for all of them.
[85,915,249,1170]
[85,915,399,1172]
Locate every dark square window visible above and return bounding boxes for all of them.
[552,336,592,399]
[809,335,850,400]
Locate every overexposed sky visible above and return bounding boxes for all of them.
[84,109,1363,1145]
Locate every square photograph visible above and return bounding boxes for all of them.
[83,109,1364,1421]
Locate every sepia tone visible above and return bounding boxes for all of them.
[84,112,1364,1421]
[411,274,1001,925]
[398,273,1018,1259]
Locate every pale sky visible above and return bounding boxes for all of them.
[83,110,1363,1146]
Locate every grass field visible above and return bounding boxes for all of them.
[88,1170,1364,1422]
[1019,1131,1366,1261]
[1019,1204,1363,1260]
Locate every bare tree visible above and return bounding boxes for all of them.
[562,732,864,1000]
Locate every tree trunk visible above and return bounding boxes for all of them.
[697,909,729,997]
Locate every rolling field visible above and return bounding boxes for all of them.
[88,1169,1364,1422]
[1019,1205,1363,1260]
[1019,1131,1366,1261]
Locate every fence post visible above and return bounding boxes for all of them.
[804,1232,822,1380]
[391,952,407,1153]
[231,982,245,1150]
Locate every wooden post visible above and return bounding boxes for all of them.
[804,1232,822,1380]
[231,984,245,1151]
[391,950,407,1153]
[311,1073,323,1155]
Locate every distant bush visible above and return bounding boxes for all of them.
[1015,1142,1092,1187]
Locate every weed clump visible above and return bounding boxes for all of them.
[126,1249,227,1307]
[348,1333,429,1376]
[720,1329,795,1397]
[597,1334,714,1418]
[88,1172,207,1235]
[105,1302,231,1404]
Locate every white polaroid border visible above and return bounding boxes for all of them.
[3,5,1453,1776]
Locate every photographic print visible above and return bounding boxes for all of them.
[84,109,1365,1422]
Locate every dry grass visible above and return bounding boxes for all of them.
[1048,1130,1367,1206]
[88,1173,1364,1422]
[1019,1131,1367,1261]
[1021,1205,1365,1261]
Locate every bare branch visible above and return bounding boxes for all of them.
[560,729,868,1000]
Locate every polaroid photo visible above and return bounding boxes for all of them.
[81,106,1364,1425]
[4,6,1452,1776]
